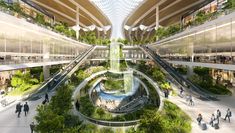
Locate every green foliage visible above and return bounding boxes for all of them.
[12,2,21,13]
[152,68,165,83]
[10,70,39,94]
[35,105,65,133]
[104,79,124,90]
[99,127,114,133]
[160,82,171,90]
[137,100,192,133]
[35,13,45,25]
[40,72,44,82]
[223,0,235,9]
[117,38,129,45]
[154,24,180,41]
[193,67,209,76]
[80,31,97,44]
[80,95,95,116]
[175,66,187,75]
[189,67,232,95]
[96,107,105,118]
[78,123,97,133]
[194,10,206,24]
[35,83,81,132]
[128,61,166,84]
[50,84,73,115]
[79,31,111,45]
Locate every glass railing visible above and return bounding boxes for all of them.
[155,8,235,42]
[0,6,78,41]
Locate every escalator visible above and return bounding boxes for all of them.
[27,46,96,100]
[140,46,218,101]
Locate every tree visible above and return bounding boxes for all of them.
[35,105,65,133]
[138,110,165,133]
[152,69,165,83]
[96,108,105,118]
[50,84,73,115]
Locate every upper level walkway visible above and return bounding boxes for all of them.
[0,11,91,69]
[167,60,235,71]
[147,11,235,71]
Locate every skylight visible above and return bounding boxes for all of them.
[91,0,144,39]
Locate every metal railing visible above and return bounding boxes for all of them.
[140,46,218,101]
[26,46,95,100]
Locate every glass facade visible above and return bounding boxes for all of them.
[151,14,235,64]
[0,12,91,64]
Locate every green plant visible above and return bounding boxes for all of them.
[35,83,81,132]
[35,13,45,25]
[137,100,192,133]
[40,72,44,82]
[223,0,235,10]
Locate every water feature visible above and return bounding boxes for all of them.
[90,42,145,112]
[124,70,134,93]
[110,42,120,72]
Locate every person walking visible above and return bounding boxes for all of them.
[45,93,49,103]
[209,114,216,127]
[180,87,184,97]
[197,113,203,125]
[216,109,221,123]
[189,95,194,106]
[30,121,35,133]
[15,103,22,118]
[23,102,29,116]
[224,108,232,122]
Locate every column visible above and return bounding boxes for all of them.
[155,5,159,30]
[155,5,160,42]
[187,65,194,77]
[43,40,50,80]
[76,6,80,40]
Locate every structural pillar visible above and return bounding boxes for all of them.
[76,6,80,40]
[43,40,50,80]
[155,5,159,30]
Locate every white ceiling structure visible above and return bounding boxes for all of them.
[90,0,144,39]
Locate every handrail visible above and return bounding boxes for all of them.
[26,46,95,99]
[141,46,218,101]
[73,106,140,127]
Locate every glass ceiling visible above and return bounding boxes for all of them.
[91,0,144,39]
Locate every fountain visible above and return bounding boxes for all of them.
[89,42,148,113]
[110,42,120,72]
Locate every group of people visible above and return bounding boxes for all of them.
[197,108,232,130]
[179,87,194,106]
[15,102,29,118]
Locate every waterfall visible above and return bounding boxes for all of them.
[110,42,120,72]
[124,71,133,93]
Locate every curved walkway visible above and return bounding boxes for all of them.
[72,69,164,126]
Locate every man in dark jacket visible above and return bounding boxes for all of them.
[23,102,29,116]
[15,103,22,118]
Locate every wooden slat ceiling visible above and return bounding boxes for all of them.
[124,0,209,40]
[32,0,111,38]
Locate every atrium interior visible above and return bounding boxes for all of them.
[0,0,235,133]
